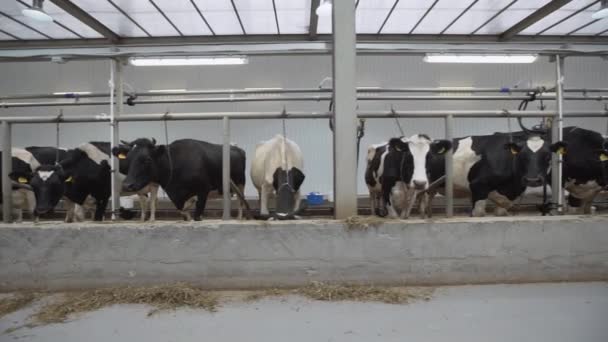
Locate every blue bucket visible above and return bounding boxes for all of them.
[306,192,324,205]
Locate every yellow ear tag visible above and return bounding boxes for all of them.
[557,147,566,155]
[118,153,127,160]
[18,177,28,184]
[65,176,73,183]
[600,153,608,162]
[510,148,518,155]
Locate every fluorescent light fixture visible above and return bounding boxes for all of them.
[424,54,538,64]
[148,89,187,93]
[53,91,92,95]
[22,0,53,22]
[592,0,608,19]
[129,56,248,66]
[316,0,332,16]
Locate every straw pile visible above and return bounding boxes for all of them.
[33,283,218,324]
[0,293,40,318]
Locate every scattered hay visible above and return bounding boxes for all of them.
[245,282,434,305]
[0,293,40,318]
[344,216,386,230]
[33,283,218,324]
[295,282,431,304]
[243,288,287,302]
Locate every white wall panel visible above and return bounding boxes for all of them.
[0,56,606,198]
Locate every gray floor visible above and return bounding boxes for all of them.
[2,282,608,342]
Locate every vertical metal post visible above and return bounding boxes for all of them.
[110,59,123,220]
[444,114,454,218]
[2,121,11,223]
[222,116,231,220]
[332,0,358,219]
[552,55,565,212]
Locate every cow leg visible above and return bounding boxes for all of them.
[426,191,436,218]
[260,183,271,216]
[25,190,37,223]
[237,184,245,220]
[193,187,210,221]
[137,193,148,221]
[149,185,159,222]
[94,197,109,221]
[64,199,75,223]
[470,181,491,217]
[180,197,196,221]
[369,191,376,217]
[418,192,429,219]
[488,191,513,216]
[381,179,398,218]
[401,188,417,219]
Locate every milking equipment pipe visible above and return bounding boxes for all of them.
[2,121,12,222]
[109,59,123,221]
[222,116,231,220]
[445,114,454,218]
[553,55,565,213]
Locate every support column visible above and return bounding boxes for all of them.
[222,116,231,220]
[110,59,123,220]
[2,121,11,223]
[332,0,357,219]
[552,55,565,212]
[444,114,454,218]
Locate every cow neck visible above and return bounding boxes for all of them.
[155,144,172,188]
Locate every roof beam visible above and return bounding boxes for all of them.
[500,0,572,41]
[537,0,600,35]
[309,0,320,39]
[471,0,517,35]
[49,0,120,42]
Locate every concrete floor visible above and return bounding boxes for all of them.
[2,282,608,342]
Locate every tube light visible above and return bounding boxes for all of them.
[53,91,92,95]
[424,54,538,64]
[148,89,187,93]
[129,57,248,66]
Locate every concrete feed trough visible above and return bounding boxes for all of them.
[1,215,607,291]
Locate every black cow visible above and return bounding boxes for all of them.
[557,127,608,213]
[121,138,246,221]
[427,122,565,217]
[365,134,452,218]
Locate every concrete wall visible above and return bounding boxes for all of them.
[1,216,607,290]
[1,56,607,197]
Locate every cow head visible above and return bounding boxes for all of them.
[27,164,70,215]
[388,134,452,190]
[120,138,163,192]
[550,141,608,188]
[272,167,305,217]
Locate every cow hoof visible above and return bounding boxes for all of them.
[193,216,202,221]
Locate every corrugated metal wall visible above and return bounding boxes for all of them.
[0,55,606,197]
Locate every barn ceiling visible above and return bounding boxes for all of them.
[0,0,606,47]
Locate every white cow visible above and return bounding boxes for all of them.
[251,135,305,218]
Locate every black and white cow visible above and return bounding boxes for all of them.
[557,127,608,214]
[365,134,452,218]
[121,138,247,221]
[250,134,305,219]
[112,143,160,221]
[427,125,565,217]
[26,142,159,222]
[0,148,41,222]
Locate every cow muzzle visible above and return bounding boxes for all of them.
[412,180,428,190]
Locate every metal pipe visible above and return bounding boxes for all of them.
[222,116,231,220]
[3,94,607,108]
[553,55,565,213]
[110,59,123,221]
[1,110,607,124]
[2,121,11,223]
[444,114,454,218]
[3,86,608,101]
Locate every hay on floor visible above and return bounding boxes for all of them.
[33,283,219,324]
[0,293,40,318]
[245,282,433,305]
[343,216,387,230]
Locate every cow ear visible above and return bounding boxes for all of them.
[389,138,408,152]
[154,144,165,157]
[9,171,32,184]
[289,167,305,191]
[595,149,608,162]
[550,141,568,155]
[431,140,452,155]
[112,146,129,159]
[505,142,523,155]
